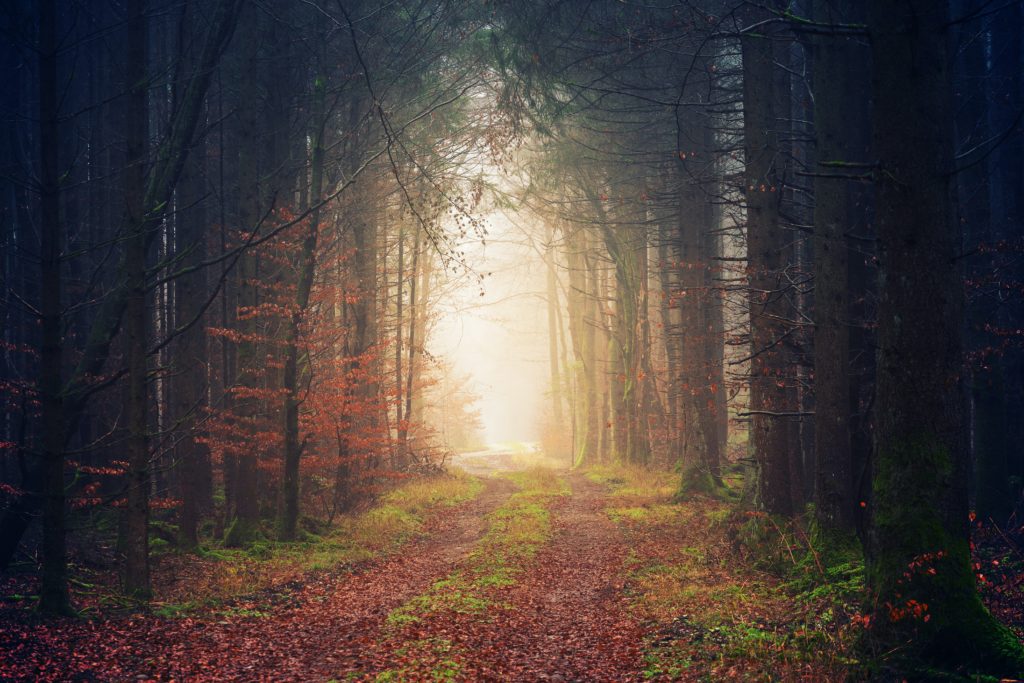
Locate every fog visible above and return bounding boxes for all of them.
[432,211,552,445]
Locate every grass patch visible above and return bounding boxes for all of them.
[386,574,494,627]
[382,472,484,515]
[584,464,677,503]
[607,504,685,526]
[373,638,466,682]
[605,481,855,679]
[151,600,198,619]
[150,472,483,611]
[501,464,570,496]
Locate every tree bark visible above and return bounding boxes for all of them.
[866,0,1024,671]
[810,0,868,534]
[37,0,72,615]
[741,3,793,515]
[122,0,152,600]
[401,226,422,464]
[279,69,325,541]
[545,224,565,433]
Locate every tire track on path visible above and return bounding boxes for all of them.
[362,472,644,682]
[2,477,515,682]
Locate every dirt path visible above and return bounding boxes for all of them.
[358,472,645,681]
[463,473,644,680]
[3,473,652,682]
[2,478,517,682]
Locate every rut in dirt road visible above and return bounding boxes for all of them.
[2,478,517,682]
[472,474,645,680]
[364,473,645,682]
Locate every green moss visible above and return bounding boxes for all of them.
[867,435,1024,677]
[223,517,262,548]
[675,465,729,500]
[246,540,273,560]
[152,601,197,618]
[149,536,172,556]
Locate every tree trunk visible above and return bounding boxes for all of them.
[37,0,72,615]
[545,224,564,434]
[122,0,152,600]
[741,3,793,515]
[230,9,263,540]
[173,122,210,550]
[394,222,405,463]
[866,0,1024,672]
[409,241,433,436]
[810,0,868,534]
[279,69,324,541]
[401,226,422,464]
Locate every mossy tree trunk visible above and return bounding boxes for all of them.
[866,0,1024,674]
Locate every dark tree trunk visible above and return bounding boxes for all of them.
[279,67,324,541]
[810,0,869,535]
[866,0,1024,672]
[229,9,264,539]
[741,3,793,515]
[122,0,152,600]
[37,0,72,615]
[955,0,1006,523]
[676,83,722,489]
[172,18,211,546]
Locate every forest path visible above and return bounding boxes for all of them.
[354,472,645,681]
[2,470,666,682]
[1,476,518,681]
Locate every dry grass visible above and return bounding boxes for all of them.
[503,465,570,496]
[382,470,483,515]
[584,464,678,503]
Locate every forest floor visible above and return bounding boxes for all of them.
[6,460,1020,681]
